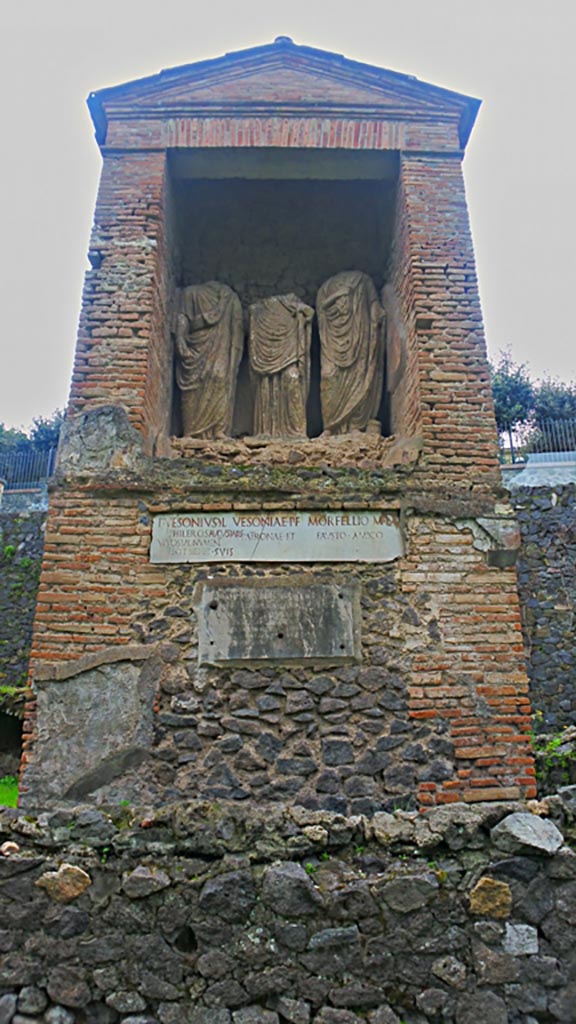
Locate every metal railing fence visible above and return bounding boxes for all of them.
[500,419,576,464]
[0,447,57,490]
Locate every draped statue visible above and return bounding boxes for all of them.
[175,281,243,439]
[248,294,314,439]
[317,271,385,435]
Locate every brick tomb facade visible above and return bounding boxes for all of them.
[20,39,535,811]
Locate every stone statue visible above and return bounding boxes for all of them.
[248,294,314,439]
[317,271,385,434]
[175,281,243,439]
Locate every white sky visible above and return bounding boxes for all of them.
[1,0,574,430]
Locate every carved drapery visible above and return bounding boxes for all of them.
[317,271,385,435]
[175,281,243,439]
[248,294,314,439]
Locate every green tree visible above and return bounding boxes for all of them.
[0,424,28,455]
[490,352,535,460]
[533,378,576,423]
[29,409,65,449]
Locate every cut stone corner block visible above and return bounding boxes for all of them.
[56,405,146,477]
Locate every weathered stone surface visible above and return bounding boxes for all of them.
[274,997,311,1024]
[315,1011,364,1024]
[17,988,48,1015]
[367,1008,401,1024]
[491,812,564,855]
[187,1007,229,1024]
[504,922,539,955]
[23,658,158,804]
[57,405,144,475]
[431,955,467,989]
[455,991,507,1024]
[0,995,17,1024]
[122,866,171,899]
[188,1013,231,1024]
[468,877,512,918]
[472,940,519,984]
[377,873,439,912]
[44,1008,75,1024]
[196,579,360,663]
[262,862,322,916]
[232,1009,279,1024]
[35,863,92,903]
[105,992,147,1014]
[198,870,256,921]
[47,966,91,1008]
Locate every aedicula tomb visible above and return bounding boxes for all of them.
[20,37,535,812]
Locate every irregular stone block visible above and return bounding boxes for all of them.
[198,870,256,922]
[455,992,507,1024]
[491,813,564,855]
[315,1010,364,1023]
[431,955,467,989]
[191,1014,232,1024]
[35,864,91,903]
[367,1009,401,1024]
[504,922,539,955]
[468,877,512,918]
[262,862,323,916]
[122,866,171,899]
[44,1009,75,1024]
[0,995,17,1024]
[17,988,48,1015]
[377,873,439,913]
[274,997,311,1024]
[47,966,91,1008]
[472,940,519,983]
[105,993,147,1014]
[308,926,360,950]
[232,1010,279,1024]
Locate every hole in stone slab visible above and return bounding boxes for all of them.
[208,599,219,610]
[339,644,346,650]
[277,632,285,639]
[209,640,215,646]
[174,925,197,953]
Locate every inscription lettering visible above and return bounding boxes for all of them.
[150,510,404,564]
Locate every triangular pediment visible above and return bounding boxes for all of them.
[89,39,479,146]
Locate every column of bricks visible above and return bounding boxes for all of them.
[399,154,501,485]
[69,151,169,448]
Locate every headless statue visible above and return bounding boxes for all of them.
[248,294,314,439]
[175,281,243,439]
[317,271,385,435]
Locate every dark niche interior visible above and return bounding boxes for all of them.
[167,149,399,439]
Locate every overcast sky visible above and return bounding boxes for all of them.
[1,0,574,430]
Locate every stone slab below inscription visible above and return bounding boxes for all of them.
[196,577,360,665]
[150,509,403,563]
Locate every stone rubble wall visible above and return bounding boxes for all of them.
[513,485,576,733]
[0,510,45,692]
[0,799,574,1024]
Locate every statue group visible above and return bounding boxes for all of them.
[174,272,385,440]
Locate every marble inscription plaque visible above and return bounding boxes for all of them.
[150,510,403,563]
[196,579,360,665]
